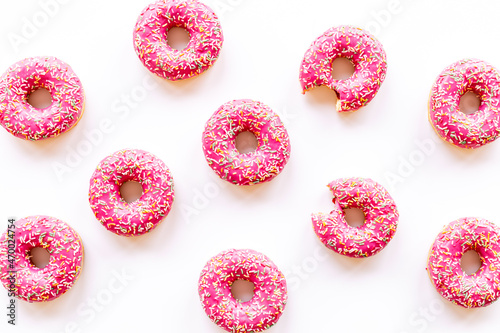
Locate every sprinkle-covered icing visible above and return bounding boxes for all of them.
[133,0,223,81]
[312,177,398,258]
[89,149,174,237]
[428,58,500,149]
[0,215,83,302]
[299,25,387,112]
[198,249,287,333]
[0,56,85,140]
[427,217,500,308]
[202,99,291,186]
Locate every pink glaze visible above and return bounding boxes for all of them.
[427,217,500,308]
[0,56,85,140]
[299,25,387,112]
[0,216,83,302]
[429,59,500,149]
[312,177,398,258]
[89,149,174,237]
[202,99,291,186]
[133,0,223,81]
[198,249,287,333]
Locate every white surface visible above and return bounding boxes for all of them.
[1,0,500,332]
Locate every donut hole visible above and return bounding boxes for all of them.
[29,247,50,269]
[231,279,255,302]
[460,250,482,275]
[331,57,355,80]
[235,131,258,154]
[459,91,481,115]
[343,208,365,228]
[27,87,52,109]
[166,26,191,50]
[120,181,143,203]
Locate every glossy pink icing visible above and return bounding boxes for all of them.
[198,249,287,333]
[429,58,500,149]
[427,217,500,308]
[312,177,398,258]
[133,0,223,81]
[299,25,387,112]
[88,149,175,237]
[0,215,83,302]
[0,56,85,140]
[202,99,291,186]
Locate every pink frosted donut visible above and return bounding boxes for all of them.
[0,56,85,140]
[312,177,398,258]
[0,215,83,302]
[429,59,500,149]
[198,249,287,333]
[133,0,223,81]
[427,217,500,308]
[299,25,387,112]
[202,99,291,186]
[89,149,174,236]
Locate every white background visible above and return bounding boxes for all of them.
[1,0,500,332]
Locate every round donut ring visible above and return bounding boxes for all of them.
[88,149,175,237]
[299,25,387,112]
[312,177,399,258]
[427,217,500,308]
[202,99,291,186]
[133,0,224,81]
[0,56,85,141]
[429,58,500,149]
[0,215,84,302]
[198,249,287,333]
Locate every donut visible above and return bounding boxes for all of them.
[0,215,83,302]
[88,149,175,236]
[133,0,223,81]
[299,25,387,112]
[427,217,500,308]
[311,177,398,258]
[428,58,500,149]
[198,249,287,332]
[202,99,291,186]
[0,56,85,140]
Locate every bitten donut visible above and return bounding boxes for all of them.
[0,56,85,140]
[427,217,500,308]
[133,0,223,81]
[202,99,291,186]
[429,59,500,149]
[312,177,398,258]
[0,216,83,302]
[89,149,174,236]
[198,249,287,333]
[299,25,387,112]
